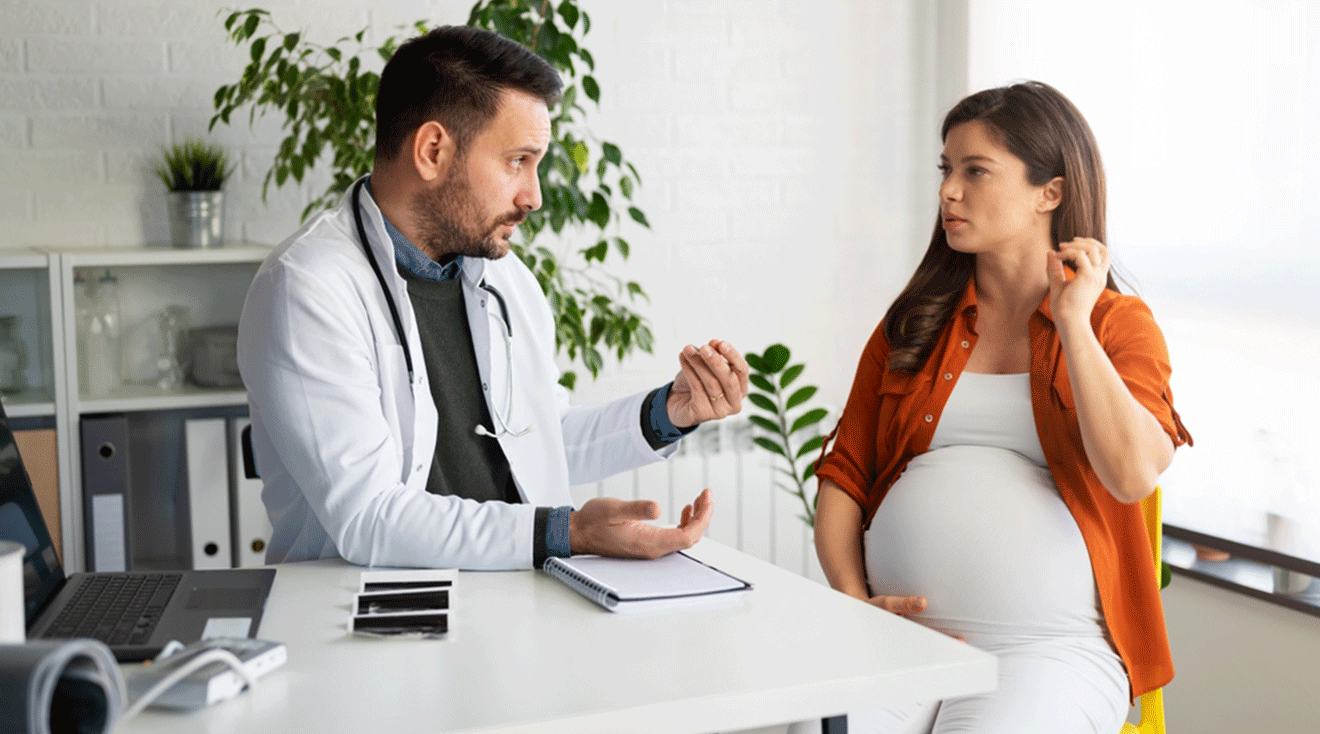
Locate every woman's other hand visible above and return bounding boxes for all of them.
[866,594,927,616]
[865,595,965,641]
[1047,237,1110,324]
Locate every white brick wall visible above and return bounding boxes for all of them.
[0,114,25,147]
[574,0,934,406]
[0,0,439,251]
[0,0,944,572]
[8,2,92,36]
[0,77,98,109]
[0,40,23,72]
[1,0,939,388]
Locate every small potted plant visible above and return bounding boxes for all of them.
[153,138,233,248]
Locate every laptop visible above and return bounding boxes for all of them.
[0,401,276,662]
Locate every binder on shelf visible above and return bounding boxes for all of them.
[184,418,232,570]
[227,417,271,568]
[12,428,61,562]
[79,414,132,572]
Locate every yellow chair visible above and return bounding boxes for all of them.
[1120,488,1166,734]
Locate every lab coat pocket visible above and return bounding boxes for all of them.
[377,344,415,480]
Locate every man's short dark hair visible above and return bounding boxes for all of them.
[375,25,563,163]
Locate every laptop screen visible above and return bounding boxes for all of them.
[0,403,65,626]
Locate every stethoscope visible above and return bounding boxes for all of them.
[351,178,534,439]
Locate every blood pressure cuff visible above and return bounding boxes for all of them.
[0,639,126,734]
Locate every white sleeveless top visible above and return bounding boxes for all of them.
[863,372,1104,640]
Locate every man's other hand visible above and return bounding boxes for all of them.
[668,339,750,428]
[569,488,713,558]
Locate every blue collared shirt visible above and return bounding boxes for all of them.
[384,215,463,283]
[366,176,464,283]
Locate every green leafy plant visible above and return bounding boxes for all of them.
[745,345,830,526]
[210,2,651,388]
[153,138,233,192]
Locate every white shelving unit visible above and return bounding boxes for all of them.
[73,384,253,414]
[1,249,70,574]
[56,245,269,414]
[0,388,57,418]
[58,244,274,269]
[4,243,272,574]
[0,250,61,419]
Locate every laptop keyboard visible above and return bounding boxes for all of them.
[45,573,183,646]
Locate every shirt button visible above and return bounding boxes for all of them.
[924,414,933,423]
[416,464,424,472]
[944,373,953,380]
[482,382,489,391]
[960,340,970,348]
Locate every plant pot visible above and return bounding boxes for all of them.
[167,190,225,248]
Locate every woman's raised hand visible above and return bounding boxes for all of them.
[1047,237,1110,325]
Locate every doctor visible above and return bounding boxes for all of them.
[237,25,748,570]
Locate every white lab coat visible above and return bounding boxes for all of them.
[237,179,676,570]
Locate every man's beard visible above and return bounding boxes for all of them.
[411,164,525,261]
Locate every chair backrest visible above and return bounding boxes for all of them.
[241,423,259,479]
[1140,488,1162,574]
[1120,488,1166,734]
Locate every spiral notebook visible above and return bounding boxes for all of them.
[543,551,751,613]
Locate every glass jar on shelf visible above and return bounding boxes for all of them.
[0,315,26,395]
[73,272,92,394]
[154,305,189,391]
[84,269,123,397]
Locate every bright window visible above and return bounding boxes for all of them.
[963,1,1320,562]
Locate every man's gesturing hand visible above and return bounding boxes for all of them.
[668,339,750,428]
[569,488,713,559]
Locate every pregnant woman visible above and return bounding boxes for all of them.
[813,81,1192,733]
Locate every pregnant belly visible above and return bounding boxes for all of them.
[863,444,1102,636]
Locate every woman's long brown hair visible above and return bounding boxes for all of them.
[883,81,1115,373]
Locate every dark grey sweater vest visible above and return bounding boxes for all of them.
[400,268,520,504]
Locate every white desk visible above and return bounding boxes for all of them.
[115,540,996,733]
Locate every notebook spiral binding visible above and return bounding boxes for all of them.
[544,559,617,610]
